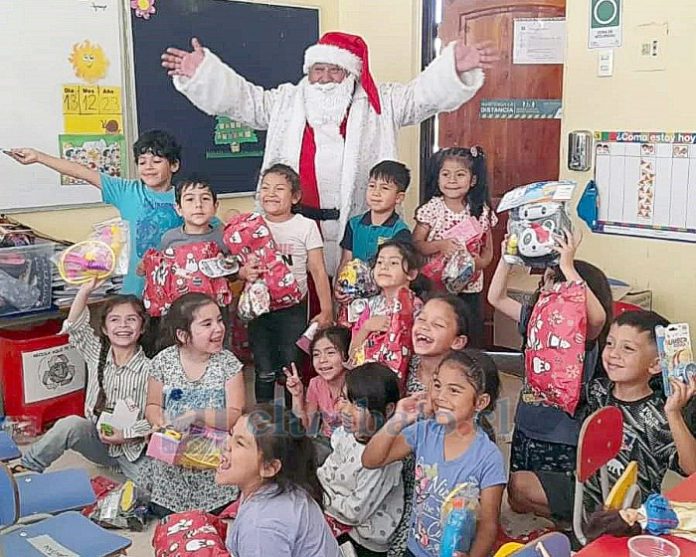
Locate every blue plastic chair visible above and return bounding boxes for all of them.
[14,468,97,518]
[0,463,131,556]
[0,432,20,462]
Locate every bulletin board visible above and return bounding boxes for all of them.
[129,0,319,197]
[594,130,696,242]
[0,0,127,212]
[0,0,319,212]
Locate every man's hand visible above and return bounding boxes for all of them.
[161,37,206,78]
[454,36,499,73]
[5,148,40,165]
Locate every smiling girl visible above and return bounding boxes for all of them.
[216,405,341,557]
[363,350,505,557]
[19,278,150,481]
[144,292,245,516]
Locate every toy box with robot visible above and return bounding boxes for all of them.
[498,180,577,268]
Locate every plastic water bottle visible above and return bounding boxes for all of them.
[440,499,477,557]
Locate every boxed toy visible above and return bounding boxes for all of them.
[498,180,576,268]
[655,323,696,397]
[146,424,227,469]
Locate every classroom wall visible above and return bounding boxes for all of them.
[15,0,423,240]
[560,0,696,323]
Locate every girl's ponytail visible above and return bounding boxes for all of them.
[467,145,491,218]
[93,340,110,416]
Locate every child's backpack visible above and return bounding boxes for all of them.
[524,281,587,415]
[141,242,233,317]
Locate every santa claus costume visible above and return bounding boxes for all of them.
[173,31,485,276]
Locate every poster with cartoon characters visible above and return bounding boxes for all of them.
[22,344,86,404]
[58,134,126,185]
[595,131,696,242]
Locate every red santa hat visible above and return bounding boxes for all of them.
[303,31,381,114]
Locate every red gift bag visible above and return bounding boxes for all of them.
[524,281,587,415]
[352,287,419,386]
[142,241,233,317]
[223,213,302,312]
[152,510,229,557]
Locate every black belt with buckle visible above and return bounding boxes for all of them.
[292,205,340,221]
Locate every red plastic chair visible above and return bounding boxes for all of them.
[572,406,623,546]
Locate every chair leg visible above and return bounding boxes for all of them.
[572,479,587,546]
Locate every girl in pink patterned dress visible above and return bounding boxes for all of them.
[412,146,497,347]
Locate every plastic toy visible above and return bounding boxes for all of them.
[55,240,116,284]
[497,181,576,268]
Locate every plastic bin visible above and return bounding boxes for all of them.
[0,319,86,431]
[0,241,54,318]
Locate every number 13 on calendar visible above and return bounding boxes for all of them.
[62,85,80,114]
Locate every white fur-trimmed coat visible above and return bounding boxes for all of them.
[173,44,484,272]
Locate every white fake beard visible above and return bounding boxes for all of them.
[303,74,356,128]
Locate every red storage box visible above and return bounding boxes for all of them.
[0,320,86,431]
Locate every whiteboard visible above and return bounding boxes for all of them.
[594,131,696,242]
[0,0,127,212]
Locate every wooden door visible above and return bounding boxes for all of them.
[438,0,565,346]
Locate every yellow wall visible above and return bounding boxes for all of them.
[560,1,696,322]
[337,0,423,221]
[14,0,423,239]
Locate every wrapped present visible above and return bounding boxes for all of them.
[141,241,233,317]
[238,280,271,321]
[146,425,226,470]
[53,218,129,284]
[524,281,587,415]
[442,250,476,294]
[335,259,378,300]
[153,510,228,557]
[224,213,302,314]
[420,255,447,291]
[351,287,419,385]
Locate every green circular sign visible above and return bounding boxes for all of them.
[594,0,618,25]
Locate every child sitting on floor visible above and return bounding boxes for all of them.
[363,349,505,557]
[285,326,351,463]
[216,405,341,556]
[318,363,404,556]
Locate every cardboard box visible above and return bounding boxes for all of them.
[493,266,652,349]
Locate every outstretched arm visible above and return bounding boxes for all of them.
[6,148,101,188]
[487,248,522,323]
[162,37,278,130]
[389,36,498,127]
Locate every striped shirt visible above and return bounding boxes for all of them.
[65,308,151,462]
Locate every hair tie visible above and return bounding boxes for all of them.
[470,146,479,158]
